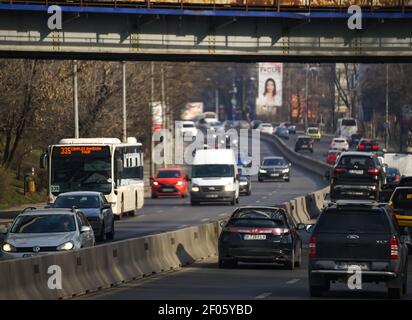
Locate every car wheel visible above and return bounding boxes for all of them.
[106,219,115,240]
[285,250,295,270]
[388,287,402,299]
[96,223,106,242]
[286,177,290,182]
[114,214,122,221]
[218,258,237,269]
[294,245,302,268]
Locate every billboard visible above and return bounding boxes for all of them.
[181,102,204,120]
[256,63,283,116]
[152,101,163,132]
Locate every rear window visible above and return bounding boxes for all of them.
[392,189,412,209]
[183,123,194,128]
[308,129,318,134]
[262,124,272,127]
[297,137,310,142]
[315,210,390,233]
[334,139,346,143]
[386,168,400,176]
[227,219,285,228]
[342,119,356,126]
[338,156,375,168]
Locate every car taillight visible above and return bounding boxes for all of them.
[390,236,399,260]
[372,145,379,150]
[367,168,380,175]
[357,144,365,149]
[272,228,289,235]
[309,235,317,258]
[394,176,401,182]
[334,168,346,174]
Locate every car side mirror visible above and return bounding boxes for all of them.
[305,224,315,233]
[80,226,92,233]
[0,227,8,235]
[40,153,47,169]
[296,223,306,230]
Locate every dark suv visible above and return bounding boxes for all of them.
[307,201,409,298]
[294,136,314,153]
[330,152,385,200]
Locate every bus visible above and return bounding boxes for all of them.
[40,137,144,219]
[336,118,358,140]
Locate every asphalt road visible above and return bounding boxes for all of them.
[80,247,412,300]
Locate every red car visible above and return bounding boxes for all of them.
[150,168,188,198]
[325,149,342,165]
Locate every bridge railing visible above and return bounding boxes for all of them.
[0,0,409,12]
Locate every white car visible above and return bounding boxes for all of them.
[257,123,274,135]
[0,208,95,259]
[180,121,198,137]
[330,137,349,151]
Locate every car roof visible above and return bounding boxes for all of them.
[57,191,102,197]
[19,208,76,216]
[339,151,375,157]
[158,167,183,171]
[333,137,347,140]
[263,156,284,160]
[328,149,342,153]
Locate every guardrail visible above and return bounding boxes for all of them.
[0,132,328,300]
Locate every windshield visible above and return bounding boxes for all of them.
[334,139,346,143]
[392,189,412,209]
[342,119,356,126]
[192,165,234,178]
[316,211,389,233]
[183,123,194,128]
[308,129,318,134]
[262,158,287,166]
[54,195,100,209]
[51,146,112,195]
[338,156,374,169]
[11,214,76,233]
[157,170,182,178]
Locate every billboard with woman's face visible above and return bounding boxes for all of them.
[256,63,283,116]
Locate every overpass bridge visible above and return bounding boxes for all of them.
[1,0,412,60]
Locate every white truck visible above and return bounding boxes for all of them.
[382,153,412,177]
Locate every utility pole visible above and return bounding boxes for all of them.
[304,64,309,131]
[160,64,166,168]
[122,61,127,143]
[150,62,155,177]
[73,60,79,138]
[215,88,219,120]
[385,64,389,150]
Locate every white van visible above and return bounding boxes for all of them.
[190,149,240,206]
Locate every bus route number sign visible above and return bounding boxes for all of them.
[59,146,103,156]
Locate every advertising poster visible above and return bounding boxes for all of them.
[181,102,204,120]
[152,101,163,132]
[256,63,283,116]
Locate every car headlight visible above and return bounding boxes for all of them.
[259,169,267,173]
[176,181,183,186]
[282,169,289,174]
[233,139,238,144]
[239,181,248,186]
[153,181,159,186]
[57,241,74,251]
[191,185,200,192]
[224,184,232,192]
[2,243,16,252]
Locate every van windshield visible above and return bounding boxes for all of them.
[192,165,234,178]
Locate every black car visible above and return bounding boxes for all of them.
[307,201,409,299]
[294,136,314,153]
[239,174,252,196]
[383,167,401,190]
[349,133,362,149]
[329,152,385,200]
[258,156,291,182]
[399,176,412,187]
[53,191,115,242]
[357,138,380,152]
[218,206,304,269]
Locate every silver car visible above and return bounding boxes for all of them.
[0,208,95,259]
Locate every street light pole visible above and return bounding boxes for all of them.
[150,61,155,177]
[304,64,309,131]
[215,88,219,120]
[385,64,389,150]
[122,61,127,143]
[73,60,79,138]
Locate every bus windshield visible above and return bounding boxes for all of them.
[342,119,356,126]
[51,146,112,195]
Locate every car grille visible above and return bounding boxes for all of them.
[15,246,58,253]
[200,186,223,192]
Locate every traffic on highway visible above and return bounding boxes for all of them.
[1,61,412,308]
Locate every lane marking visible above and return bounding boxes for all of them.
[254,292,272,299]
[262,196,267,199]
[200,218,210,222]
[286,278,300,284]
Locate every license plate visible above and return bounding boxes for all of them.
[302,145,308,147]
[336,262,368,270]
[161,188,175,192]
[349,169,364,175]
[244,234,266,240]
[205,194,218,198]
[271,173,280,177]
